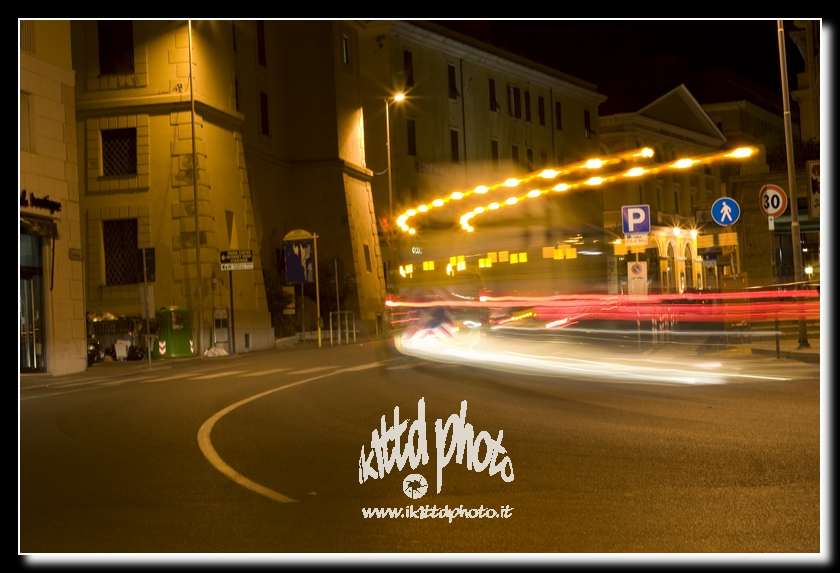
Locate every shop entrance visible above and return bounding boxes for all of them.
[20,233,45,373]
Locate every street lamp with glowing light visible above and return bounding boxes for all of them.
[384,92,405,283]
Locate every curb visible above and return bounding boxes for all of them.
[750,347,820,364]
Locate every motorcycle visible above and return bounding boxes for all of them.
[87,338,105,366]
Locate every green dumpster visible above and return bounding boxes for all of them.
[153,306,195,359]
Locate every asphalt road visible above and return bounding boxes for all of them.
[19,338,822,560]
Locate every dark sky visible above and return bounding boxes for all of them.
[430,20,806,99]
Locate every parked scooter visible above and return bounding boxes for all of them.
[87,337,105,366]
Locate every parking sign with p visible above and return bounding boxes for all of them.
[622,205,650,234]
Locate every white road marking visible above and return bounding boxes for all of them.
[241,368,293,377]
[197,360,392,504]
[191,370,249,380]
[140,373,196,383]
[286,366,337,375]
[385,362,424,370]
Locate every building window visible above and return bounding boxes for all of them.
[526,148,533,168]
[540,151,547,167]
[363,245,372,273]
[511,144,520,165]
[342,35,350,64]
[407,118,417,156]
[103,219,138,286]
[524,91,532,122]
[20,20,35,53]
[20,92,33,152]
[98,21,134,75]
[101,128,137,176]
[555,101,563,130]
[448,64,459,100]
[491,139,499,170]
[508,85,522,118]
[489,78,499,111]
[404,50,414,88]
[584,110,592,139]
[260,91,270,135]
[538,95,546,126]
[450,129,459,164]
[257,20,267,67]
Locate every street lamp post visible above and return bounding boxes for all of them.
[777,20,810,349]
[384,93,404,286]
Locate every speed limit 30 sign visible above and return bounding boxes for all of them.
[759,184,788,218]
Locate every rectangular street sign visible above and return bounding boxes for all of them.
[621,205,650,234]
[220,250,253,271]
[623,234,648,246]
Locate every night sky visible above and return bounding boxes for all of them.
[430,20,807,99]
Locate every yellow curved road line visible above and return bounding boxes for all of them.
[197,362,383,503]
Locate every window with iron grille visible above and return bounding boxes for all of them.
[98,21,134,75]
[538,95,546,126]
[407,118,417,156]
[101,128,137,176]
[524,91,532,122]
[103,219,138,286]
[404,50,414,88]
[448,64,459,100]
[257,21,267,66]
[511,144,519,165]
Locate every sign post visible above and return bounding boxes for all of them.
[758,184,788,286]
[283,230,321,348]
[219,250,253,355]
[806,161,820,219]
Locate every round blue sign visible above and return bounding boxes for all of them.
[711,197,740,226]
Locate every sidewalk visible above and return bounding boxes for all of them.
[19,333,384,392]
[699,331,820,364]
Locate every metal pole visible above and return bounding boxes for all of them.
[385,99,394,279]
[142,249,151,369]
[777,20,810,348]
[314,234,321,348]
[228,269,235,354]
[188,20,204,356]
[335,258,340,344]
